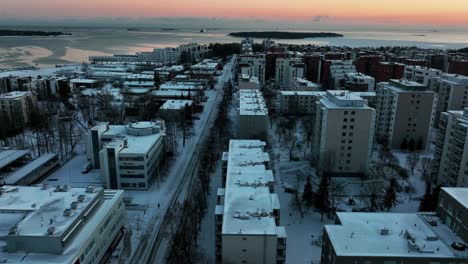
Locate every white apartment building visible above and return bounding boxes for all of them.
[290,78,320,91]
[277,91,326,115]
[238,89,268,139]
[375,79,436,150]
[241,38,254,54]
[0,185,125,264]
[179,43,210,62]
[275,57,304,89]
[343,72,375,92]
[239,54,266,85]
[329,60,357,89]
[404,65,442,86]
[215,140,287,264]
[433,109,468,187]
[86,121,166,190]
[313,91,375,177]
[153,47,181,64]
[431,74,468,125]
[0,91,37,130]
[238,74,260,90]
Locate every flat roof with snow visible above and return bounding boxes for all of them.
[325,212,461,258]
[0,185,100,238]
[442,187,468,208]
[222,140,282,236]
[0,150,30,170]
[0,91,33,100]
[3,153,58,185]
[239,89,268,116]
[160,100,193,110]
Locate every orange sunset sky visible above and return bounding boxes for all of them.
[1,0,468,26]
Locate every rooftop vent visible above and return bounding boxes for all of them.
[77,195,85,203]
[41,184,49,190]
[63,209,72,217]
[86,185,96,193]
[47,227,56,235]
[70,202,78,209]
[380,228,389,235]
[9,226,18,235]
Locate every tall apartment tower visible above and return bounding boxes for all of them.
[215,140,287,264]
[275,57,304,88]
[432,109,468,187]
[313,90,375,177]
[375,79,436,150]
[431,74,468,125]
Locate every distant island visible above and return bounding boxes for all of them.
[458,47,468,53]
[0,30,71,37]
[229,31,343,39]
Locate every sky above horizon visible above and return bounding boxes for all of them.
[2,0,468,29]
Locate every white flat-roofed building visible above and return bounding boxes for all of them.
[150,90,197,101]
[433,109,468,187]
[238,74,260,90]
[238,89,268,139]
[329,60,357,89]
[215,140,286,264]
[431,74,468,125]
[375,79,436,150]
[0,185,125,264]
[313,90,375,177]
[275,57,304,89]
[0,91,37,130]
[321,212,467,264]
[159,99,193,122]
[124,74,154,82]
[153,47,181,64]
[404,65,443,86]
[239,53,266,85]
[123,81,155,89]
[277,91,326,115]
[291,78,320,91]
[86,121,166,190]
[344,72,375,92]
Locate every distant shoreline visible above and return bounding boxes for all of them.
[0,30,72,37]
[229,31,343,39]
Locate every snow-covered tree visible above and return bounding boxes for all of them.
[405,152,420,175]
[382,178,398,211]
[302,176,313,208]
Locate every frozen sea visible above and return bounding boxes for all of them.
[1,26,468,69]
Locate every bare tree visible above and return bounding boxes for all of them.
[405,152,420,175]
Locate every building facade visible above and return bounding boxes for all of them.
[0,91,37,130]
[375,80,436,150]
[313,90,375,177]
[238,89,268,139]
[431,74,468,126]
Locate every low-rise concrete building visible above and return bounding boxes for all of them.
[0,185,125,264]
[86,121,166,190]
[159,99,193,122]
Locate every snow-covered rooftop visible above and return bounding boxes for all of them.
[325,212,461,258]
[239,89,268,116]
[0,185,101,238]
[279,91,325,96]
[0,91,33,100]
[0,150,29,170]
[321,90,370,109]
[3,153,58,185]
[160,82,202,91]
[442,188,468,208]
[160,100,193,110]
[222,140,282,236]
[70,78,99,84]
[99,122,165,155]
